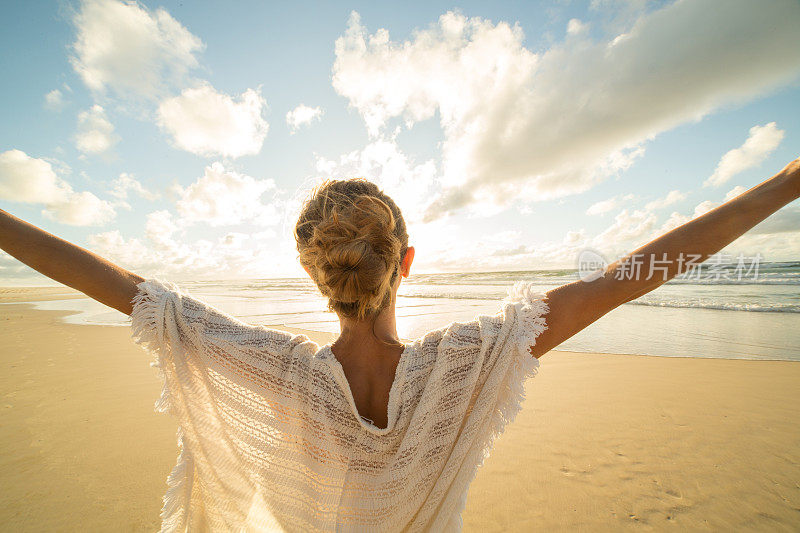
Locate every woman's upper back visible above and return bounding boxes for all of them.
[131,278,548,532]
[330,338,405,430]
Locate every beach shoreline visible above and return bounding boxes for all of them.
[6,283,800,362]
[1,296,799,531]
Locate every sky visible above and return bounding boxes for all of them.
[1,0,799,284]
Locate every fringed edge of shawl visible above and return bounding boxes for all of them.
[159,427,193,532]
[130,279,192,532]
[445,281,549,527]
[130,279,175,415]
[484,280,549,460]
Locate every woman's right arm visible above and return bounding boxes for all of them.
[0,209,143,315]
[530,157,800,358]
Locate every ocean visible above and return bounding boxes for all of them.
[25,262,800,361]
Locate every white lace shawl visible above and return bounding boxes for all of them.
[130,279,549,532]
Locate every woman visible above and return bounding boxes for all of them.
[0,158,798,532]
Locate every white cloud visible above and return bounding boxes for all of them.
[87,230,155,269]
[70,0,203,100]
[724,185,748,202]
[43,191,116,226]
[87,222,294,280]
[467,185,800,271]
[693,200,716,218]
[567,19,588,35]
[108,172,159,201]
[684,182,800,238]
[591,208,657,254]
[43,89,65,111]
[158,84,269,158]
[705,122,785,187]
[586,193,634,215]
[313,138,448,270]
[332,2,800,221]
[0,149,72,204]
[431,173,800,270]
[655,211,691,235]
[645,183,797,243]
[175,162,278,226]
[314,138,438,223]
[721,231,800,260]
[749,205,800,235]
[145,209,180,249]
[644,189,686,210]
[0,149,115,226]
[333,11,536,138]
[75,105,118,154]
[80,165,286,279]
[286,104,323,133]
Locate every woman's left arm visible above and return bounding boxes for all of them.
[530,157,800,358]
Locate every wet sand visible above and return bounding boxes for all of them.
[0,292,798,531]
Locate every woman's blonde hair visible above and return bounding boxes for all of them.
[295,178,409,320]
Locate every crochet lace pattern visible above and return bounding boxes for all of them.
[131,279,549,532]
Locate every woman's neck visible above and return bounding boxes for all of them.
[336,305,402,348]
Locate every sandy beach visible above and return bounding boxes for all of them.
[1,290,799,531]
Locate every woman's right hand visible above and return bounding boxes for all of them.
[778,157,800,196]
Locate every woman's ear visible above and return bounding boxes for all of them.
[401,246,415,278]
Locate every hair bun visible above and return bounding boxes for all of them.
[295,179,409,319]
[320,238,387,302]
